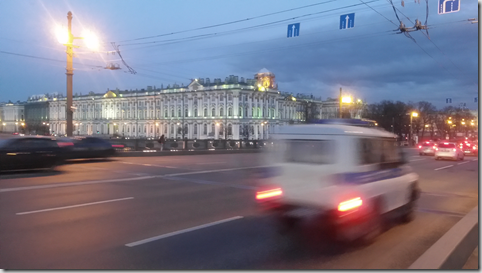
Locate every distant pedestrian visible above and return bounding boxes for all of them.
[158,134,165,151]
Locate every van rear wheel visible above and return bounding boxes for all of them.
[356,201,383,246]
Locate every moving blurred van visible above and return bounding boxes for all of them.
[255,119,420,244]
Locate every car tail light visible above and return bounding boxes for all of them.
[453,149,456,152]
[112,144,124,148]
[256,188,282,200]
[338,197,362,212]
[58,142,74,147]
[418,145,422,148]
[433,146,436,149]
[473,146,477,150]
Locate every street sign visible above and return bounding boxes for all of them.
[446,98,452,103]
[438,0,460,14]
[287,23,300,38]
[340,13,355,29]
[475,97,478,103]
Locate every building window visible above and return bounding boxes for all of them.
[194,124,198,135]
[164,125,167,134]
[228,124,232,135]
[212,124,215,134]
[252,107,254,117]
[212,108,216,117]
[178,109,181,117]
[239,107,243,117]
[257,108,261,117]
[171,109,174,117]
[220,107,224,117]
[171,124,174,134]
[204,108,207,117]
[185,108,188,117]
[194,108,198,117]
[165,110,168,118]
[228,107,232,117]
[203,124,207,134]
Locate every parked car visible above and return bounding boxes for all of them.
[56,136,116,159]
[434,142,464,161]
[0,137,64,172]
[459,140,478,156]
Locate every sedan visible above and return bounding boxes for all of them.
[435,142,464,161]
[418,141,436,155]
[0,137,65,172]
[56,136,116,159]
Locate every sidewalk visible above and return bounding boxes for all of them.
[462,246,479,269]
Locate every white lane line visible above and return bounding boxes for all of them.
[472,159,478,161]
[164,165,271,177]
[410,158,426,162]
[0,176,155,193]
[457,161,470,165]
[126,216,243,247]
[121,162,179,169]
[434,165,454,171]
[196,162,226,165]
[17,197,134,215]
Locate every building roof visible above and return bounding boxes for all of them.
[257,68,272,74]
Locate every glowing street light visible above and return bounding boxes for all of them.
[341,96,353,104]
[56,11,100,137]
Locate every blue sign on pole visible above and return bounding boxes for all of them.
[438,0,460,14]
[446,98,452,103]
[475,97,478,103]
[287,23,300,38]
[340,13,355,29]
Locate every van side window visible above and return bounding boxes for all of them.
[285,140,335,165]
[358,138,401,166]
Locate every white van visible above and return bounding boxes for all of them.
[255,120,420,244]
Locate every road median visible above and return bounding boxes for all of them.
[409,206,478,269]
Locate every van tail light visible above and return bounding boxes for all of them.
[58,142,74,148]
[256,188,282,200]
[473,146,477,150]
[418,145,422,148]
[433,146,436,149]
[453,149,456,152]
[338,197,363,212]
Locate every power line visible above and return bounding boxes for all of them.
[117,0,340,43]
[0,50,102,68]
[119,1,381,47]
[359,0,398,26]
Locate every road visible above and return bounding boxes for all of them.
[0,149,478,269]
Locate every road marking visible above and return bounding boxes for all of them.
[125,216,243,247]
[17,197,134,215]
[434,165,454,171]
[416,208,466,218]
[0,176,156,193]
[163,165,271,177]
[410,158,426,162]
[163,176,256,190]
[457,161,469,165]
[472,159,478,161]
[120,162,179,169]
[196,162,226,165]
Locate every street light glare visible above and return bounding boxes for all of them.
[411,112,418,117]
[341,96,352,103]
[55,25,70,44]
[82,29,100,51]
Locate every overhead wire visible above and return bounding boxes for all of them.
[117,0,340,43]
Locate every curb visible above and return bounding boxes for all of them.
[409,206,479,269]
[113,149,262,157]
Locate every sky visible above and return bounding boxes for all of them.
[0,0,479,110]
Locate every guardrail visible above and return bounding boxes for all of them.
[409,206,478,269]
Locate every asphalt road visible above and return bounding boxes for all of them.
[0,149,478,269]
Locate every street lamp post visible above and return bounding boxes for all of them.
[410,112,418,146]
[57,11,98,137]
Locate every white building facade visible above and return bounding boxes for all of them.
[47,70,326,140]
[0,103,25,133]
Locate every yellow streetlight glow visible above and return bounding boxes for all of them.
[448,120,453,124]
[425,124,429,127]
[411,112,418,117]
[341,96,352,103]
[82,29,100,50]
[461,121,466,125]
[55,25,70,44]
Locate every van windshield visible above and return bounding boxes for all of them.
[284,140,335,165]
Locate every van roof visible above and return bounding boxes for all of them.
[273,124,397,138]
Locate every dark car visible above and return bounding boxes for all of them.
[56,136,116,159]
[0,137,65,172]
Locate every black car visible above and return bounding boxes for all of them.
[57,137,116,159]
[0,137,65,172]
